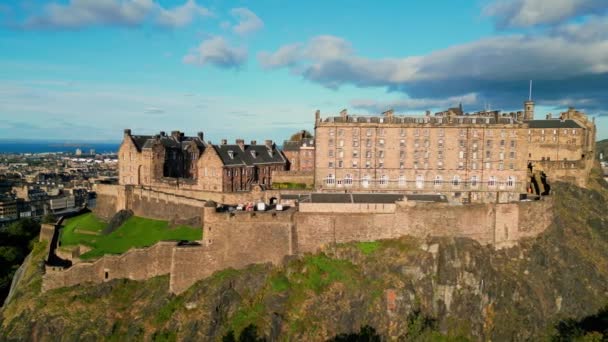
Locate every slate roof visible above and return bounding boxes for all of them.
[282,138,315,151]
[527,119,583,129]
[213,144,287,167]
[128,135,208,152]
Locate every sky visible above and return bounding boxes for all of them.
[1,0,608,143]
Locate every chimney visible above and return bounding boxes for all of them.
[315,109,321,122]
[340,108,347,117]
[123,129,131,136]
[383,109,394,118]
[236,139,245,150]
[221,139,227,145]
[425,110,431,116]
[546,113,553,120]
[171,130,181,139]
[160,131,166,137]
[265,139,273,148]
[250,140,257,145]
[197,131,204,140]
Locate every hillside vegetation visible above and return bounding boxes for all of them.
[1,171,608,340]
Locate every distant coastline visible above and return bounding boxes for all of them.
[0,140,120,154]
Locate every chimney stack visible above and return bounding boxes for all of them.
[340,108,347,117]
[250,140,257,145]
[221,139,227,145]
[236,139,245,150]
[197,131,204,140]
[160,131,166,137]
[315,109,321,122]
[546,113,553,120]
[383,109,394,118]
[265,139,273,148]
[123,129,132,136]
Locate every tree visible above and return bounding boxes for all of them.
[289,130,313,142]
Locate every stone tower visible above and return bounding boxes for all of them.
[524,100,535,121]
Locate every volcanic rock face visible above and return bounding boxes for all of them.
[2,177,608,341]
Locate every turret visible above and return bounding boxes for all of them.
[524,100,535,121]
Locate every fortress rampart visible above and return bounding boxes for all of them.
[42,184,554,293]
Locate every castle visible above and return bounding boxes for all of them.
[39,99,596,294]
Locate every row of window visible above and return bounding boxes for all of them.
[324,174,517,188]
[327,160,516,170]
[328,137,518,148]
[328,128,518,138]
[530,129,578,135]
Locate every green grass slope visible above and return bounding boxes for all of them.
[60,213,202,260]
[2,172,608,341]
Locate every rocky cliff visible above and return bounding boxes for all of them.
[1,172,607,341]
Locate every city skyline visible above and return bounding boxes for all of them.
[1,0,608,143]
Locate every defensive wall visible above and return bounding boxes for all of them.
[43,190,554,293]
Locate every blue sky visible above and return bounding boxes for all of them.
[1,0,607,142]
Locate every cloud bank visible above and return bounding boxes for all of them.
[183,36,247,69]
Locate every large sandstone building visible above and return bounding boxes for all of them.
[118,130,287,193]
[314,101,595,203]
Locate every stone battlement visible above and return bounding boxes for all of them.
[43,188,554,293]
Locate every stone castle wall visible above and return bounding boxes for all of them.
[44,190,554,293]
[43,242,174,291]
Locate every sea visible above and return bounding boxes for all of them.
[0,140,120,154]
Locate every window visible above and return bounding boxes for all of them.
[366,150,372,158]
[329,129,335,136]
[507,176,515,188]
[488,176,496,187]
[400,128,406,137]
[378,161,384,168]
[338,129,344,136]
[353,139,359,147]
[338,160,343,168]
[365,160,371,168]
[510,151,515,159]
[227,150,234,159]
[398,175,406,187]
[362,175,370,188]
[339,140,344,147]
[400,161,405,169]
[366,139,372,147]
[452,175,460,187]
[510,140,516,148]
[379,175,388,186]
[325,174,335,185]
[486,140,492,148]
[379,139,385,147]
[328,162,334,168]
[378,150,385,158]
[500,140,505,147]
[352,160,358,168]
[338,150,344,158]
[423,129,429,136]
[499,152,504,160]
[414,139,420,148]
[434,175,442,187]
[414,128,420,136]
[459,129,466,137]
[416,175,424,189]
[471,176,478,188]
[366,128,372,136]
[438,139,444,148]
[344,174,353,185]
[353,150,359,158]
[329,150,334,157]
[379,128,386,136]
[400,139,406,147]
[353,128,360,135]
[485,162,491,170]
[329,139,334,147]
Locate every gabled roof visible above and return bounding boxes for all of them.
[527,119,583,129]
[213,144,287,167]
[128,135,208,152]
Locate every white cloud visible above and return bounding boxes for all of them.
[22,0,212,29]
[230,8,263,35]
[258,18,608,112]
[183,36,247,69]
[484,0,608,28]
[156,0,212,28]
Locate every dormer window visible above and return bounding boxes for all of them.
[227,150,234,159]
[267,149,273,157]
[250,150,257,158]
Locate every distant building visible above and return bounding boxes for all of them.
[118,130,288,192]
[0,194,18,223]
[89,149,96,155]
[282,131,315,172]
[75,148,82,156]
